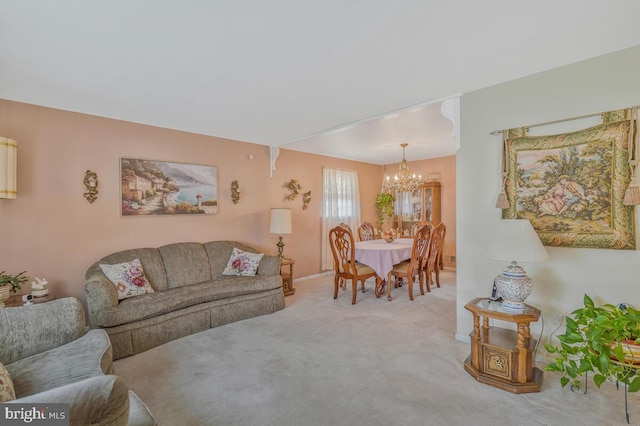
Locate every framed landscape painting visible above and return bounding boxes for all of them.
[502,116,635,249]
[120,158,218,216]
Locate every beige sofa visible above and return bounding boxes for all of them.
[85,241,285,360]
[0,297,156,426]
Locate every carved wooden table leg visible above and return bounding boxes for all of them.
[471,312,481,369]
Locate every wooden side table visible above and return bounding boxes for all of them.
[463,297,542,393]
[4,293,56,307]
[280,258,295,296]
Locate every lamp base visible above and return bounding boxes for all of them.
[276,235,285,260]
[494,261,533,313]
[500,300,526,312]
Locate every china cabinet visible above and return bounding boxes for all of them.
[395,181,441,235]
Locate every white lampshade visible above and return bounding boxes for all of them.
[0,137,17,199]
[486,219,549,312]
[486,219,549,263]
[270,208,292,234]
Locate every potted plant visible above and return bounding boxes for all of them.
[0,270,29,307]
[544,294,640,393]
[376,192,394,226]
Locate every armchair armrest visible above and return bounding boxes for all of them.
[0,297,85,365]
[16,375,130,426]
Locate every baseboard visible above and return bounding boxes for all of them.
[455,333,471,343]
[296,271,333,282]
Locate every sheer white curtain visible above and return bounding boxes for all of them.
[321,167,361,270]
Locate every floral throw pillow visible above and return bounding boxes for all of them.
[99,258,155,300]
[222,248,264,276]
[0,362,15,402]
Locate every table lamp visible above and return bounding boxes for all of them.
[0,137,18,199]
[486,219,549,312]
[269,208,292,259]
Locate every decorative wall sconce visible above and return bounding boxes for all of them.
[0,137,18,199]
[302,191,311,210]
[83,170,99,203]
[231,180,241,204]
[285,179,302,201]
[284,179,311,210]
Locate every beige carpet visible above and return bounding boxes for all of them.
[114,272,639,425]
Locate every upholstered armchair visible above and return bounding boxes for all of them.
[0,298,155,426]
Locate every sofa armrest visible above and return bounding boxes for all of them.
[85,274,119,327]
[0,297,86,365]
[16,375,130,426]
[257,255,281,276]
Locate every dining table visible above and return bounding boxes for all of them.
[354,237,414,301]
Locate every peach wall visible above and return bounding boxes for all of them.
[0,99,383,303]
[269,149,382,277]
[383,156,457,268]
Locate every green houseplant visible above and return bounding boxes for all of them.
[544,294,640,392]
[376,192,394,226]
[0,270,28,293]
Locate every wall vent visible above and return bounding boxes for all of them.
[450,256,456,263]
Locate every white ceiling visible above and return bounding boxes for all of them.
[2,1,640,164]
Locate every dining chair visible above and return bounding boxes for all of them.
[329,225,380,304]
[337,223,353,290]
[357,221,375,241]
[422,222,446,291]
[389,224,431,301]
[339,222,352,233]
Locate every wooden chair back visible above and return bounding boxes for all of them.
[423,222,446,290]
[389,224,432,301]
[358,221,375,241]
[329,225,356,276]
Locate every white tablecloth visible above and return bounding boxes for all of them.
[354,238,413,279]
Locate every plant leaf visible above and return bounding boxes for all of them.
[628,377,640,393]
[593,374,606,387]
[584,294,595,308]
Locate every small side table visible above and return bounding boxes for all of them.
[463,297,542,394]
[280,258,295,296]
[5,293,56,307]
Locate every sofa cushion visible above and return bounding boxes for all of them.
[159,242,212,288]
[205,241,276,277]
[0,361,15,402]
[88,248,169,291]
[93,275,283,328]
[7,329,113,398]
[100,258,156,300]
[222,247,264,276]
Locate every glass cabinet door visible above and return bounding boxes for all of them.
[394,182,441,235]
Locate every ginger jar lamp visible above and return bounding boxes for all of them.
[486,219,549,312]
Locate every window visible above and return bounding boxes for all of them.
[321,167,360,270]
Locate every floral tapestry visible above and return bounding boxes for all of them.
[502,110,636,249]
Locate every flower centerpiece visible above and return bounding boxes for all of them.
[381,228,400,243]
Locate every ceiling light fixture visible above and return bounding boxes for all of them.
[381,143,423,193]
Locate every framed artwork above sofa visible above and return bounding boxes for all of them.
[120,158,218,216]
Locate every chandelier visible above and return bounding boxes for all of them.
[381,143,424,193]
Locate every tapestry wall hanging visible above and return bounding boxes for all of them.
[501,109,636,249]
[121,158,218,216]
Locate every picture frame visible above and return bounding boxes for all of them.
[120,158,218,216]
[502,114,635,249]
